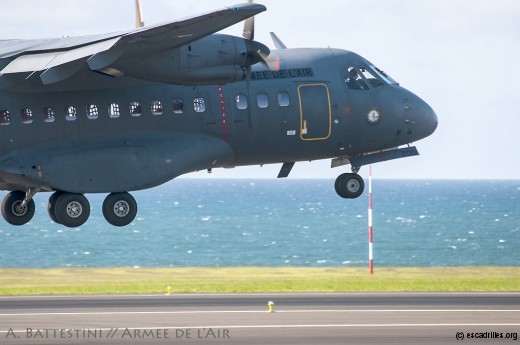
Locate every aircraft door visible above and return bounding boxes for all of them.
[298,84,332,141]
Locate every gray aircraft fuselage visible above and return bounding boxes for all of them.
[0,48,436,193]
[0,4,437,227]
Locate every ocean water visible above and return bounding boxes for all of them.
[0,179,518,268]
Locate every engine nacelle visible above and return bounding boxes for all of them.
[111,34,269,85]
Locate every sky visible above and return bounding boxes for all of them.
[1,0,519,180]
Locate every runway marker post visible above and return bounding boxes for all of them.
[166,286,172,295]
[368,164,374,275]
[268,301,274,313]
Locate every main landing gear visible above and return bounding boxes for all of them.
[2,190,137,228]
[1,191,36,226]
[334,168,365,199]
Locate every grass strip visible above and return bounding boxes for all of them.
[0,267,518,295]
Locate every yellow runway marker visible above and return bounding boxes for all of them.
[268,301,274,313]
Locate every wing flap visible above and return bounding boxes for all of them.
[1,38,120,75]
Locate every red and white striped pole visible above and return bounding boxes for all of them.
[368,164,374,275]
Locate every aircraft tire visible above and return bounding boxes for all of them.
[47,191,64,224]
[102,192,137,227]
[335,173,365,199]
[1,191,35,226]
[54,193,90,228]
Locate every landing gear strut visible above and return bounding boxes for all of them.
[334,173,365,199]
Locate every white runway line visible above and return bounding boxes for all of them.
[0,292,519,299]
[0,309,519,317]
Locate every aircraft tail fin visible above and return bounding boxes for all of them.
[270,32,287,49]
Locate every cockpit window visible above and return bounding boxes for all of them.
[371,65,397,85]
[346,67,369,91]
[359,67,384,88]
[359,65,397,88]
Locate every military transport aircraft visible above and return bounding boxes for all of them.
[0,1,437,228]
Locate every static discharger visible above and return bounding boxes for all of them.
[268,301,274,313]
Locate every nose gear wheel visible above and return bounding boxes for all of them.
[335,173,365,199]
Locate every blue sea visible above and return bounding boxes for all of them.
[0,179,518,268]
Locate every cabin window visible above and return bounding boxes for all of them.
[257,93,269,108]
[172,99,184,114]
[43,107,55,123]
[151,100,163,115]
[277,92,290,107]
[0,110,11,126]
[193,97,206,113]
[86,105,99,119]
[235,94,248,110]
[21,108,33,124]
[129,102,142,116]
[109,103,120,118]
[346,67,369,91]
[65,106,77,121]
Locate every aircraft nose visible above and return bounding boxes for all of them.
[421,101,438,137]
[401,93,438,141]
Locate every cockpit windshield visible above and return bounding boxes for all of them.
[370,65,397,85]
[345,64,397,91]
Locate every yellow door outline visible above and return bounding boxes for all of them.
[297,83,332,141]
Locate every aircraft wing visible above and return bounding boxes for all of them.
[0,3,266,89]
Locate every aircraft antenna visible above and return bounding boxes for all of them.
[135,0,144,28]
[368,165,374,275]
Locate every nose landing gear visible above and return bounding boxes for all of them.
[334,172,365,199]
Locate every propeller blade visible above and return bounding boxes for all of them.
[241,0,276,71]
[135,0,144,28]
[243,17,255,40]
[243,0,255,40]
[258,50,279,71]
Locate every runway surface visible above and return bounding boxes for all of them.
[0,292,519,344]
